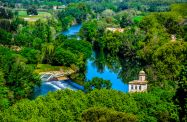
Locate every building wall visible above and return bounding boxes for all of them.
[128,84,147,92]
[139,75,145,81]
[142,84,147,91]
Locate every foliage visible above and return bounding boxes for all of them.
[84,77,112,92]
[0,1,186,122]
[137,12,186,82]
[0,19,11,31]
[0,28,12,45]
[0,88,179,121]
[41,43,55,64]
[34,64,72,73]
[101,9,115,18]
[140,12,183,35]
[33,19,53,43]
[11,17,27,32]
[100,31,124,54]
[133,16,143,23]
[60,16,75,30]
[82,107,138,122]
[80,7,186,85]
[171,3,187,17]
[58,3,91,29]
[174,64,187,121]
[27,6,38,15]
[0,70,9,110]
[152,41,187,81]
[0,47,41,110]
[20,47,41,64]
[14,32,32,46]
[80,20,98,42]
[0,7,13,19]
[62,39,92,59]
[53,47,78,66]
[120,13,133,27]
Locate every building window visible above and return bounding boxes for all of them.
[139,85,141,90]
[135,85,137,90]
[131,85,133,90]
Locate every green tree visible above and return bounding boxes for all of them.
[174,64,187,121]
[0,7,13,19]
[6,63,40,99]
[33,20,50,42]
[120,13,133,27]
[20,48,41,64]
[80,20,98,42]
[41,43,55,64]
[0,47,41,108]
[11,17,27,32]
[82,107,137,122]
[63,39,92,59]
[84,77,112,92]
[171,3,187,17]
[59,3,90,24]
[0,70,9,110]
[14,33,31,46]
[0,19,11,31]
[27,6,38,15]
[32,37,43,50]
[152,41,187,81]
[100,31,123,54]
[0,89,179,121]
[60,16,75,30]
[0,29,12,45]
[101,9,115,18]
[53,47,78,66]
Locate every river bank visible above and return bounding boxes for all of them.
[33,23,128,98]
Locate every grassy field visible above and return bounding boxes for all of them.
[17,10,27,16]
[133,16,144,23]
[34,64,73,74]
[17,10,51,22]
[18,10,50,17]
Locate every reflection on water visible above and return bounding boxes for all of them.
[33,82,57,98]
[86,48,142,92]
[86,50,128,92]
[86,59,128,92]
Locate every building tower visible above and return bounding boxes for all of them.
[139,70,146,81]
[128,70,148,92]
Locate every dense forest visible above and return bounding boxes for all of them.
[0,0,187,121]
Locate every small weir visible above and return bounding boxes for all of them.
[45,82,61,90]
[51,81,66,89]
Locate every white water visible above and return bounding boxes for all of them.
[45,82,61,90]
[51,81,66,89]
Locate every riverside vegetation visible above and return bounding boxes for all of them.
[0,0,187,122]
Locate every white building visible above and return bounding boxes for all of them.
[53,5,66,10]
[128,70,148,92]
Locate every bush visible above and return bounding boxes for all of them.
[82,107,138,122]
[27,6,38,15]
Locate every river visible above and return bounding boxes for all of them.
[86,59,128,92]
[33,24,128,98]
